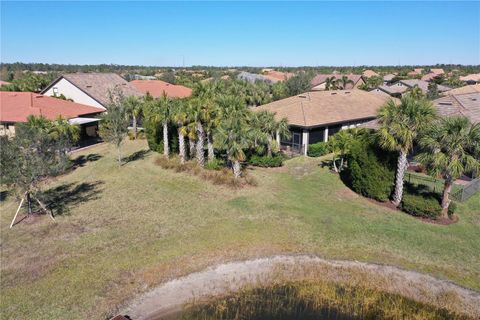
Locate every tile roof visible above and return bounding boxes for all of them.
[383,74,396,81]
[430,68,445,75]
[0,80,10,86]
[459,74,480,82]
[421,73,437,81]
[254,89,391,128]
[362,70,379,78]
[445,84,480,95]
[434,93,480,124]
[372,85,408,95]
[262,70,294,81]
[399,79,450,93]
[311,74,363,88]
[42,73,142,107]
[0,92,103,123]
[130,80,192,98]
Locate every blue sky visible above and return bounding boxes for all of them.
[1,1,479,66]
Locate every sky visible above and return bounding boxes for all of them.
[1,1,479,67]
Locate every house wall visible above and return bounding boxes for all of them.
[43,78,105,109]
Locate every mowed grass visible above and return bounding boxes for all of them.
[1,140,479,319]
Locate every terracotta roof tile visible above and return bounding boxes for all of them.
[130,80,192,98]
[0,92,103,123]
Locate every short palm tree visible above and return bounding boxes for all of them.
[329,129,355,172]
[377,96,436,206]
[124,96,142,139]
[338,75,354,90]
[215,96,251,179]
[325,77,338,91]
[416,116,480,218]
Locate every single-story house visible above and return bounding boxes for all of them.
[310,74,365,90]
[430,68,445,75]
[254,90,391,155]
[130,80,192,98]
[390,79,450,94]
[0,91,103,139]
[434,92,480,124]
[370,85,407,98]
[459,74,480,85]
[362,69,379,78]
[421,73,438,82]
[262,70,294,82]
[383,73,396,85]
[41,73,142,109]
[237,71,276,84]
[445,84,480,95]
[407,68,424,77]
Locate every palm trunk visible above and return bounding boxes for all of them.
[332,154,338,173]
[26,192,32,215]
[207,132,215,161]
[178,129,186,165]
[189,137,196,158]
[196,123,205,167]
[339,154,345,171]
[441,178,453,219]
[133,116,138,139]
[163,121,169,158]
[392,149,408,207]
[267,137,273,157]
[232,160,241,179]
[117,144,122,167]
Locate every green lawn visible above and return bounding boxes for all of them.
[1,139,479,319]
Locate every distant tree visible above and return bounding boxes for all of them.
[377,96,436,207]
[159,71,176,84]
[284,72,312,96]
[0,72,55,92]
[338,75,354,89]
[325,77,339,91]
[99,88,130,166]
[272,81,287,100]
[416,116,480,218]
[426,82,440,100]
[1,116,76,225]
[445,76,465,88]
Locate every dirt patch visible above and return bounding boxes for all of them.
[121,255,480,320]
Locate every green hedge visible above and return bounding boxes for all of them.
[249,155,283,167]
[401,193,442,219]
[205,158,225,171]
[307,142,330,157]
[343,135,396,201]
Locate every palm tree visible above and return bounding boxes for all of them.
[50,116,80,153]
[275,118,291,152]
[172,99,189,164]
[253,110,277,156]
[124,96,143,139]
[406,85,424,99]
[377,96,436,206]
[329,129,355,173]
[145,93,172,158]
[325,77,338,91]
[215,96,252,179]
[416,116,480,218]
[338,75,354,90]
[188,98,206,167]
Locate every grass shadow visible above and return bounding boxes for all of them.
[122,149,150,164]
[0,190,11,202]
[37,181,104,216]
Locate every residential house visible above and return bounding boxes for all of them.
[310,74,365,90]
[262,70,294,82]
[434,93,480,124]
[430,68,445,75]
[459,74,480,85]
[383,74,396,85]
[391,79,450,94]
[237,71,276,84]
[130,80,192,98]
[0,80,10,86]
[445,84,480,95]
[407,68,424,77]
[0,91,103,139]
[41,73,142,109]
[370,85,407,98]
[421,73,438,82]
[255,90,391,155]
[362,70,379,78]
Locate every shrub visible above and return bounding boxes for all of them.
[448,201,457,216]
[307,142,330,157]
[401,193,441,219]
[249,154,283,167]
[205,158,225,171]
[343,135,396,201]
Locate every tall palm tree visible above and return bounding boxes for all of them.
[215,96,252,179]
[124,96,143,139]
[338,75,354,90]
[172,99,189,164]
[145,93,172,158]
[188,98,206,167]
[325,77,338,91]
[377,96,436,206]
[416,116,480,218]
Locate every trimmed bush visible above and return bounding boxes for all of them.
[401,193,441,219]
[249,154,283,167]
[307,142,330,157]
[343,135,396,201]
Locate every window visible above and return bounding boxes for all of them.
[53,87,58,94]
